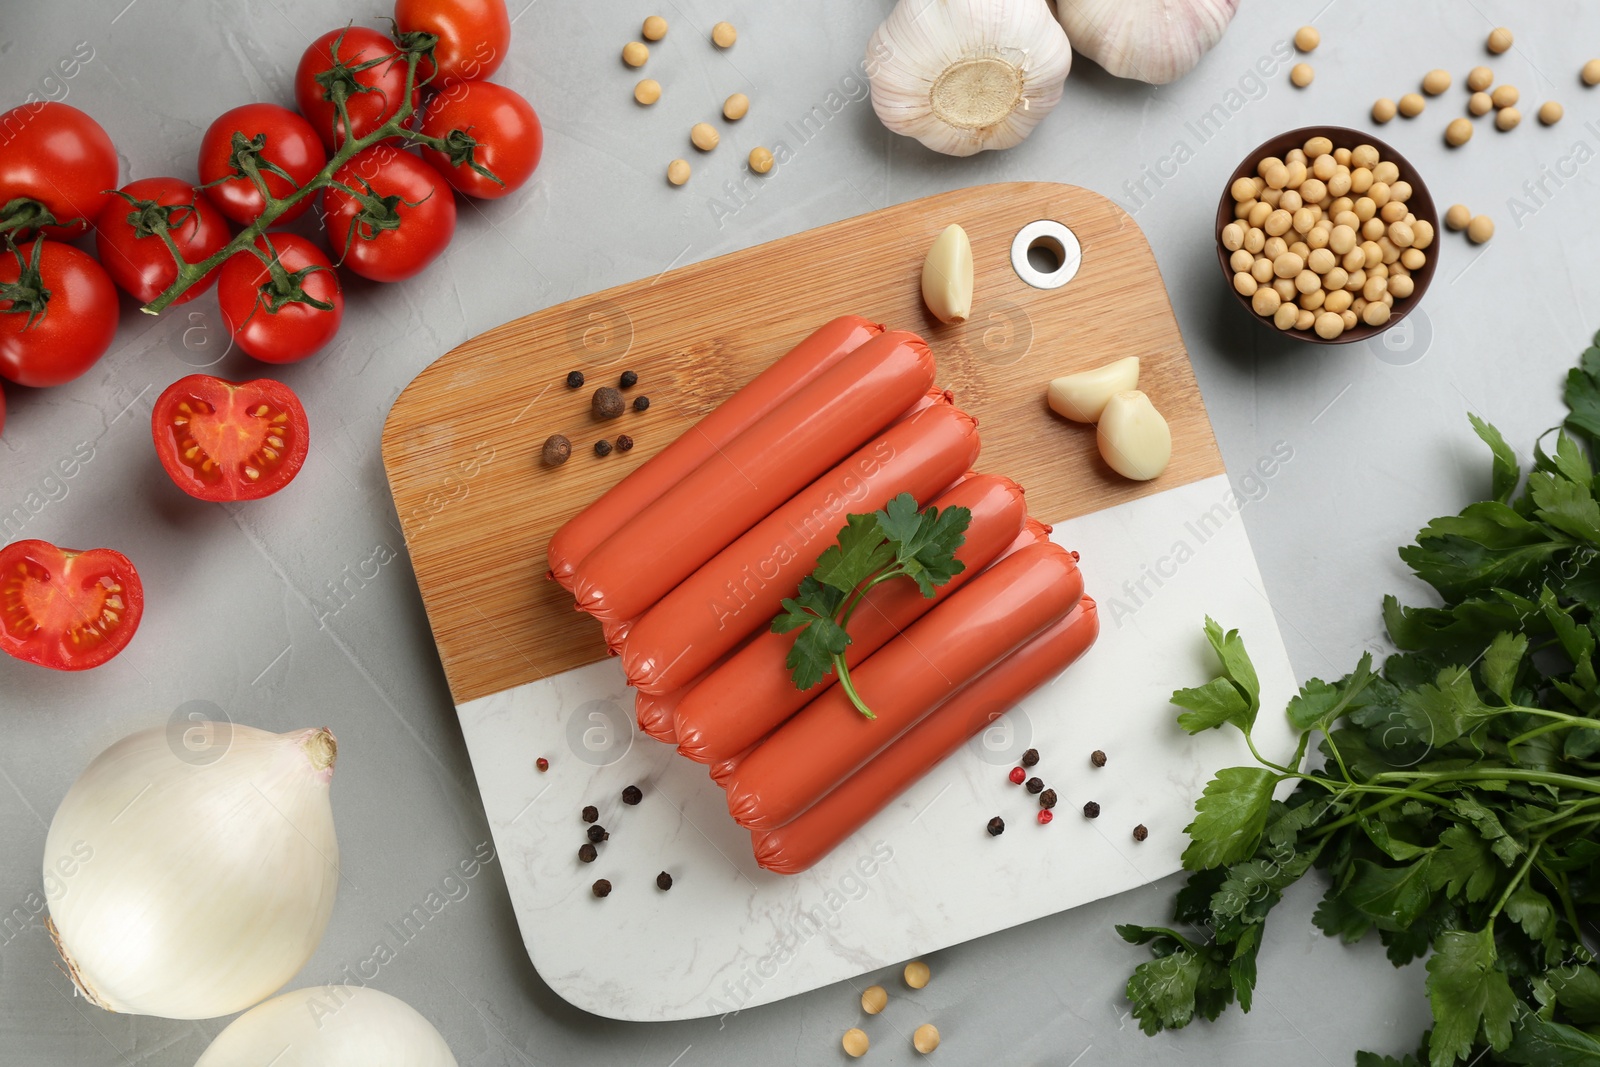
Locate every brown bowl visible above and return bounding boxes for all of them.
[1215,125,1439,345]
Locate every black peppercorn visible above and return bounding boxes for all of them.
[578,843,597,863]
[582,805,599,823]
[622,784,643,805]
[615,434,634,453]
[592,878,612,898]
[620,370,638,388]
[656,871,673,890]
[593,386,625,420]
[1025,776,1044,794]
[986,816,1005,837]
[1090,749,1107,768]
[1039,788,1058,810]
[633,395,650,412]
[1021,748,1040,767]
[594,439,613,457]
[541,434,571,467]
[566,370,585,389]
[1082,801,1101,819]
[1133,823,1149,841]
[587,824,609,843]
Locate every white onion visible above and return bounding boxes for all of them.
[44,722,340,1019]
[195,986,458,1066]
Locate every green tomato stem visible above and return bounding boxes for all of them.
[140,35,493,317]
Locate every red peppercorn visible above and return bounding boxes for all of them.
[536,757,549,772]
[1008,766,1026,785]
[1037,810,1054,825]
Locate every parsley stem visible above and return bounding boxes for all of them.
[1370,767,1600,796]
[1545,865,1584,940]
[1506,715,1600,751]
[1243,730,1299,777]
[832,653,876,720]
[1487,838,1543,921]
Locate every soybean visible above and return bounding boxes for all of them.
[1487,27,1513,54]
[1422,69,1451,95]
[1291,63,1314,88]
[1446,118,1473,146]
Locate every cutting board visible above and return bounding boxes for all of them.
[381,182,1298,1021]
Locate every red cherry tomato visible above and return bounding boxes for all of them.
[0,240,118,388]
[419,80,541,199]
[198,104,328,226]
[94,178,233,307]
[216,234,344,364]
[394,0,510,83]
[0,539,144,671]
[0,103,118,240]
[151,374,310,501]
[294,27,420,151]
[323,147,456,282]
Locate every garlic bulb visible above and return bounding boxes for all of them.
[1054,0,1239,85]
[45,722,340,1019]
[195,986,458,1067]
[866,0,1073,156]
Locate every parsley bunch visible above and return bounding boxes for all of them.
[1119,338,1600,1066]
[772,492,971,719]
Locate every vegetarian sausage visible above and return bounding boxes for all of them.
[673,471,1026,763]
[635,685,684,743]
[605,389,955,660]
[723,540,1085,830]
[620,402,981,694]
[703,521,1054,784]
[547,315,883,588]
[752,596,1100,874]
[569,330,936,624]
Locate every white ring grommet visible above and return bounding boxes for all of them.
[1010,220,1082,290]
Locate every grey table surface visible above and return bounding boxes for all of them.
[1,0,1595,1063]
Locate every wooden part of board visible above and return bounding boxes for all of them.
[382,182,1219,704]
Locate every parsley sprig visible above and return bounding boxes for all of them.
[771,493,971,720]
[1119,335,1600,1067]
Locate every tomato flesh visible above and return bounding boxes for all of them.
[152,375,310,501]
[0,540,144,671]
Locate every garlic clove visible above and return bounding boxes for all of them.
[1097,390,1172,480]
[1047,356,1140,423]
[921,224,974,324]
[866,0,1073,157]
[196,986,459,1066]
[1055,0,1240,86]
[45,723,340,1019]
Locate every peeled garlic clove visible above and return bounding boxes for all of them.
[921,224,974,324]
[1055,0,1240,86]
[196,986,459,1066]
[1047,356,1140,423]
[866,0,1073,157]
[1097,390,1172,480]
[45,723,340,1019]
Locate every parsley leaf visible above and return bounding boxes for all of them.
[1426,927,1517,1067]
[771,493,969,718]
[1181,767,1277,871]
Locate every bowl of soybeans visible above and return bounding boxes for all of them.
[1215,126,1439,345]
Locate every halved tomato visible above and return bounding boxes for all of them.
[0,539,144,671]
[151,374,310,501]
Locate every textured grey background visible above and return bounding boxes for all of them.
[0,0,1595,1063]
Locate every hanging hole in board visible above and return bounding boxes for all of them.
[1010,220,1082,290]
